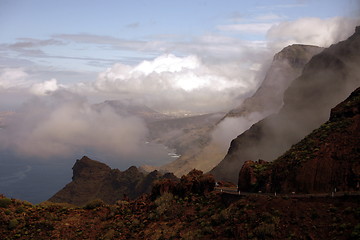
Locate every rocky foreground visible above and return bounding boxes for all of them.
[1,181,360,239]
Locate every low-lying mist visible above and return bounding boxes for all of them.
[0,91,177,168]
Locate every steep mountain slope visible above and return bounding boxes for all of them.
[147,112,224,154]
[225,44,323,118]
[158,44,323,176]
[212,26,360,182]
[48,156,177,205]
[238,87,360,193]
[93,100,171,122]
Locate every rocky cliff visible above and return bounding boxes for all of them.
[211,26,360,183]
[49,156,177,205]
[151,169,215,199]
[225,44,323,118]
[238,87,360,193]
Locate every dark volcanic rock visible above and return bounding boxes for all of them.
[237,159,270,192]
[72,156,111,181]
[211,26,360,183]
[49,156,177,205]
[151,169,216,199]
[238,87,360,193]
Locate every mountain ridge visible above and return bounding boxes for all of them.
[48,156,177,206]
[211,26,360,183]
[157,44,323,177]
[238,86,360,193]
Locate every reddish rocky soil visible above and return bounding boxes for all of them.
[1,193,360,240]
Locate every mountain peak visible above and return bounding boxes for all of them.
[355,26,360,34]
[49,156,179,205]
[72,156,111,181]
[273,44,323,68]
[224,44,323,119]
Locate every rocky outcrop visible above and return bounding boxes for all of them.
[238,87,360,193]
[49,156,177,205]
[151,169,216,199]
[237,160,270,192]
[211,26,360,183]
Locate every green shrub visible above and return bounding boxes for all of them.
[201,226,214,235]
[83,199,105,210]
[254,223,276,239]
[351,224,360,240]
[8,219,19,230]
[4,209,11,215]
[0,198,12,208]
[344,207,353,214]
[15,206,25,214]
[39,201,76,209]
[154,192,174,216]
[22,200,33,207]
[311,212,319,220]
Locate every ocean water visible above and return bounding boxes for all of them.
[0,161,72,204]
[0,142,178,204]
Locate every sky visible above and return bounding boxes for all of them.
[0,0,359,105]
[0,0,359,202]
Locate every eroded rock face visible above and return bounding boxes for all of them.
[238,160,270,192]
[239,87,360,193]
[49,156,177,205]
[72,156,111,181]
[211,26,360,183]
[151,169,216,199]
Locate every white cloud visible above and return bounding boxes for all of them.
[0,68,30,89]
[0,93,148,159]
[267,17,360,49]
[131,54,199,76]
[211,112,265,151]
[93,54,260,113]
[30,78,61,96]
[217,23,275,34]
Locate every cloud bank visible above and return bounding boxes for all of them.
[0,68,30,90]
[211,112,265,151]
[0,92,148,160]
[1,16,359,168]
[92,54,259,113]
[267,17,360,49]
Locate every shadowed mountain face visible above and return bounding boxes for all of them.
[156,44,323,177]
[48,156,177,206]
[238,87,360,193]
[211,26,360,183]
[225,44,323,118]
